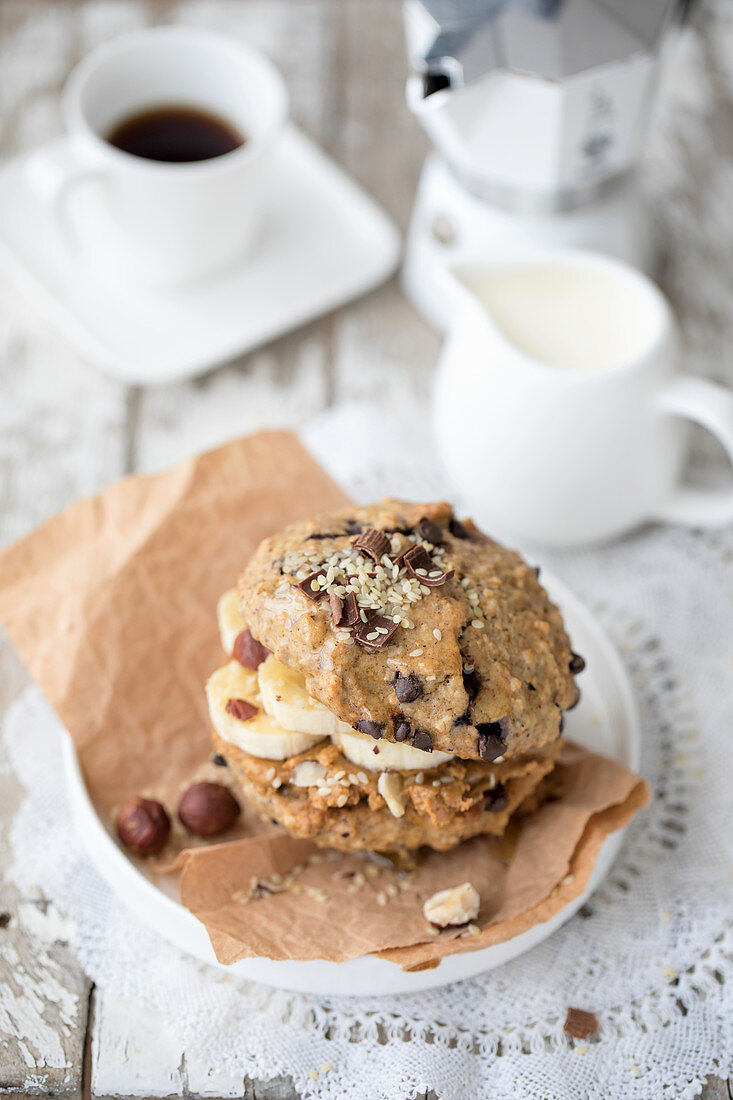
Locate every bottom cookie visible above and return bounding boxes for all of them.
[212,731,562,854]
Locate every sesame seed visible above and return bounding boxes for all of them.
[433,628,442,641]
[366,631,379,641]
[409,648,423,657]
[357,772,368,784]
[415,772,424,784]
[272,777,282,789]
[376,891,388,906]
[472,619,484,629]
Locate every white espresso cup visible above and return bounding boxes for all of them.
[433,250,733,548]
[26,27,288,288]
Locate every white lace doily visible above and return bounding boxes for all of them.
[5,403,733,1100]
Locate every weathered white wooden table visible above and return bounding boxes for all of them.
[0,2,731,1097]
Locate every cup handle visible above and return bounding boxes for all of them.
[25,140,106,254]
[653,374,733,527]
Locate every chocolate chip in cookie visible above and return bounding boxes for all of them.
[352,527,390,563]
[476,720,508,761]
[453,708,472,727]
[569,652,586,674]
[484,783,508,813]
[394,720,411,742]
[449,516,470,539]
[462,665,481,700]
[412,729,433,752]
[394,672,423,703]
[357,719,383,739]
[415,517,444,545]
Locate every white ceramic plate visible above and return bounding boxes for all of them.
[61,572,639,997]
[0,125,400,384]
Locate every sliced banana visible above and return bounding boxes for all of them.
[258,655,354,738]
[206,661,326,760]
[331,727,453,773]
[216,587,247,654]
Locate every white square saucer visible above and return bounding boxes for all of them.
[0,126,400,384]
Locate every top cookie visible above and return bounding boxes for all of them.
[238,500,581,762]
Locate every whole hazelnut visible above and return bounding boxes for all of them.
[178,781,240,837]
[116,797,170,855]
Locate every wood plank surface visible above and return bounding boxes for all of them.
[0,1,730,1097]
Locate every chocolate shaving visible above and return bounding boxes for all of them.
[351,527,391,563]
[484,783,508,813]
[331,589,359,628]
[453,708,472,727]
[298,569,329,602]
[225,698,258,722]
[415,517,444,545]
[344,519,363,536]
[476,719,508,761]
[394,672,423,703]
[354,614,399,650]
[393,542,416,568]
[411,729,433,752]
[356,719,382,739]
[232,629,270,669]
[402,545,454,587]
[569,652,586,674]
[563,1008,598,1040]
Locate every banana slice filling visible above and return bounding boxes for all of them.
[211,591,453,773]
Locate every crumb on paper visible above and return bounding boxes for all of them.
[563,1007,598,1040]
[423,882,480,927]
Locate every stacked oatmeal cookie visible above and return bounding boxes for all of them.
[206,500,584,854]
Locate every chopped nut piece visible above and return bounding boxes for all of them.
[291,761,328,787]
[377,771,405,818]
[563,1007,599,1039]
[423,882,480,927]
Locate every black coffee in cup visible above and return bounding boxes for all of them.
[107,105,244,163]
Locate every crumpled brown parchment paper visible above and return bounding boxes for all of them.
[0,430,649,971]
